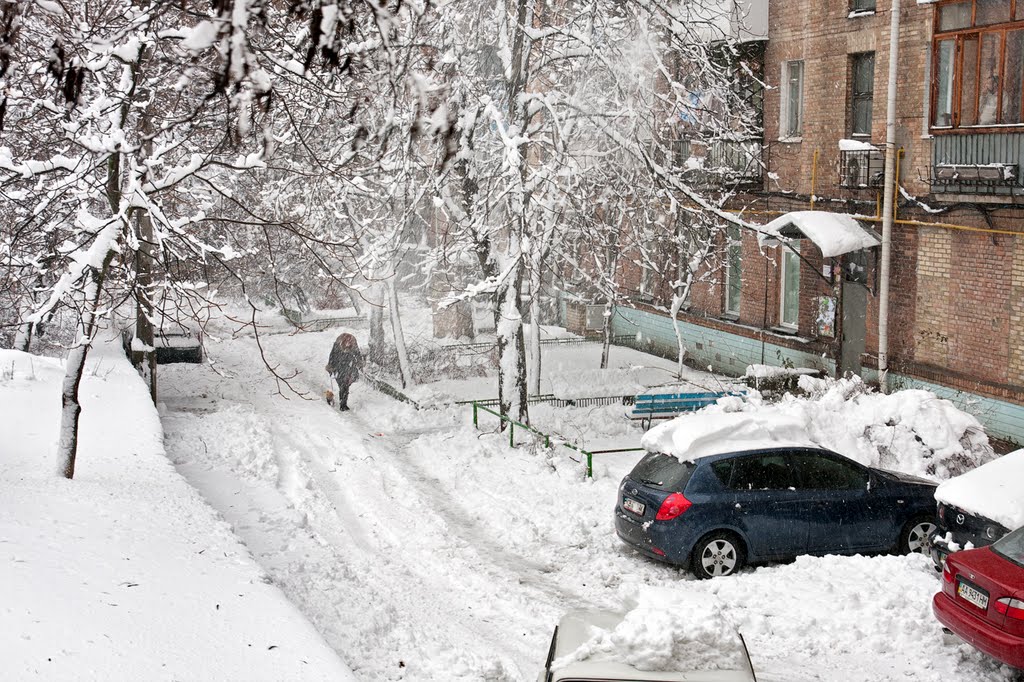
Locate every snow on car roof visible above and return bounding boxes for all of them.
[550,590,752,680]
[934,448,1024,531]
[640,410,821,462]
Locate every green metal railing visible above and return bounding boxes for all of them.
[470,401,644,477]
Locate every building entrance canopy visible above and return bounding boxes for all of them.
[756,211,881,257]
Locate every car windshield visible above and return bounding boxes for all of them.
[629,452,695,490]
[992,525,1024,565]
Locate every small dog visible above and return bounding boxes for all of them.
[325,390,335,406]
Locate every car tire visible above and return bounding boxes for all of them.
[899,514,937,556]
[690,531,745,579]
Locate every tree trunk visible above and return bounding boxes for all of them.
[496,260,529,427]
[367,281,387,365]
[600,299,613,370]
[528,256,542,395]
[57,249,116,479]
[670,291,688,379]
[14,321,33,352]
[387,280,414,388]
[133,208,157,403]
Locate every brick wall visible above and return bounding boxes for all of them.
[914,228,952,366]
[764,0,934,199]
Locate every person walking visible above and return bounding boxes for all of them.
[325,333,364,411]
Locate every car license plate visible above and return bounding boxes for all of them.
[623,497,645,516]
[957,580,989,610]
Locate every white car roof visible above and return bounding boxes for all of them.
[547,610,756,682]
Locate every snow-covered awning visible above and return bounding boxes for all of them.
[757,211,881,258]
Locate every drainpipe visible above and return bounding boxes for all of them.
[878,0,901,394]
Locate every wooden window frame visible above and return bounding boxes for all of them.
[931,0,1024,132]
[849,52,876,137]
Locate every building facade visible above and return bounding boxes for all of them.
[609,0,1024,442]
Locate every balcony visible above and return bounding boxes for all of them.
[930,132,1024,198]
[674,138,763,188]
[839,148,884,189]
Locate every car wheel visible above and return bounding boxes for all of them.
[691,531,745,579]
[900,515,937,556]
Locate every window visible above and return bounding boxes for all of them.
[725,225,742,315]
[781,60,804,139]
[792,453,868,491]
[932,0,1024,128]
[779,244,801,329]
[630,453,696,491]
[728,454,796,491]
[850,53,875,136]
[851,0,876,11]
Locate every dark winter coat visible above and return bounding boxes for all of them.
[326,333,364,386]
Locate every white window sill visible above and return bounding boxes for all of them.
[848,9,876,18]
[779,136,803,144]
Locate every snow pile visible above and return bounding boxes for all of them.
[643,376,992,479]
[935,448,1024,530]
[553,589,745,673]
[0,345,354,681]
[642,410,818,461]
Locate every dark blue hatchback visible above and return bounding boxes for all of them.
[615,447,938,578]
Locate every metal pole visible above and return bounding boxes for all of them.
[878,0,901,394]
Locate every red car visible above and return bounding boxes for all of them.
[933,524,1024,669]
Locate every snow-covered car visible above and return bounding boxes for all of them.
[121,328,204,364]
[617,412,938,578]
[616,446,938,578]
[539,609,758,682]
[930,449,1024,570]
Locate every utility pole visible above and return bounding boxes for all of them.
[877,0,901,393]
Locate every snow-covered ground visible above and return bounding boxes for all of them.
[3,313,1020,681]
[0,346,355,681]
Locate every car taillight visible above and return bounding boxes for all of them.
[995,598,1024,620]
[655,493,691,521]
[942,564,954,584]
[937,505,945,523]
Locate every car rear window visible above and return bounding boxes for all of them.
[992,526,1024,566]
[629,452,696,491]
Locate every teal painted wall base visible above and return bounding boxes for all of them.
[610,306,836,377]
[610,306,1024,445]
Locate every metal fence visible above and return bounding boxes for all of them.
[469,401,644,477]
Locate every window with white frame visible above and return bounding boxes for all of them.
[779,244,801,329]
[781,60,805,139]
[725,225,742,315]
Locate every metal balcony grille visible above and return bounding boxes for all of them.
[839,149,885,188]
[930,163,1019,193]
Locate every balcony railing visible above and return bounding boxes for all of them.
[930,132,1024,197]
[839,149,885,189]
[673,138,763,187]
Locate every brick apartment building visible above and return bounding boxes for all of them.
[604,0,1024,442]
